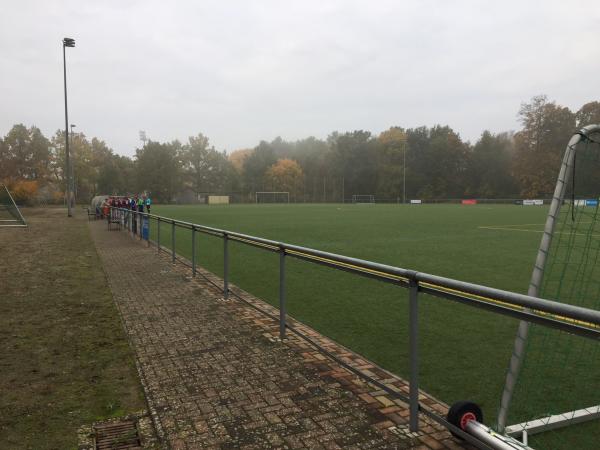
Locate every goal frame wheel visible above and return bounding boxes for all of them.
[447,401,483,439]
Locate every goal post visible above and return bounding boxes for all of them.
[255,191,290,204]
[352,194,375,204]
[0,184,27,227]
[497,124,600,443]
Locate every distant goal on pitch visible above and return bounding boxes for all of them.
[255,192,290,204]
[352,194,375,204]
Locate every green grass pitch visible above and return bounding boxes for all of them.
[148,203,597,447]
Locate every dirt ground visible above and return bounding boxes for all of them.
[0,208,144,449]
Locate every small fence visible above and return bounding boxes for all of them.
[110,206,600,449]
[163,196,551,205]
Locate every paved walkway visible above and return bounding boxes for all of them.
[90,221,466,450]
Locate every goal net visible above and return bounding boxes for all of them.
[0,184,27,227]
[255,192,289,204]
[497,124,600,448]
[352,194,375,204]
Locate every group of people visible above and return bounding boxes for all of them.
[98,194,152,220]
[101,194,152,235]
[106,194,152,213]
[126,194,152,214]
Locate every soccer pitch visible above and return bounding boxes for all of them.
[149,203,596,445]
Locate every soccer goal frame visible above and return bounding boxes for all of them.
[352,194,375,204]
[0,184,27,227]
[497,124,600,438]
[255,191,290,204]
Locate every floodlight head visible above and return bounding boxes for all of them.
[63,37,75,47]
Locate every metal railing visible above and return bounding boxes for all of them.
[111,206,600,448]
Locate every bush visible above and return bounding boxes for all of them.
[3,179,39,205]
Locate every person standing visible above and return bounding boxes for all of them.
[137,195,144,213]
[145,195,152,214]
[102,200,109,219]
[131,195,138,234]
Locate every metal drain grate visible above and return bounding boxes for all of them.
[94,420,142,450]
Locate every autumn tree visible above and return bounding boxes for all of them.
[376,127,406,200]
[4,179,39,205]
[329,130,377,201]
[135,141,183,202]
[92,138,132,195]
[513,95,576,197]
[255,136,330,202]
[69,132,97,200]
[243,141,277,196]
[292,137,329,202]
[229,149,253,174]
[402,126,469,199]
[466,131,517,197]
[181,133,212,194]
[571,102,600,198]
[1,124,51,181]
[264,159,304,201]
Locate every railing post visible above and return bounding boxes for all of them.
[192,226,196,276]
[171,220,176,263]
[409,277,420,432]
[279,244,286,340]
[223,233,229,299]
[157,218,161,252]
[146,213,150,245]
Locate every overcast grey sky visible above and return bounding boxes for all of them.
[1,0,598,156]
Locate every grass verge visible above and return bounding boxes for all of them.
[0,208,144,449]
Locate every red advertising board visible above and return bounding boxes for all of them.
[461,199,477,205]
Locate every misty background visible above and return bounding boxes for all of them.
[1,0,599,155]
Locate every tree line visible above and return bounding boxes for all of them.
[1,95,599,204]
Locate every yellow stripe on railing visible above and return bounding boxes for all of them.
[288,246,599,331]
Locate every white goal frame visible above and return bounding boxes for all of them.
[255,191,290,204]
[0,184,27,227]
[497,124,600,439]
[352,194,375,204]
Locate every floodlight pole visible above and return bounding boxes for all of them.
[62,37,75,217]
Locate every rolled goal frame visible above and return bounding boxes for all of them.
[0,183,27,227]
[497,124,600,435]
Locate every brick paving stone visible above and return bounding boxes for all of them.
[90,222,471,449]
